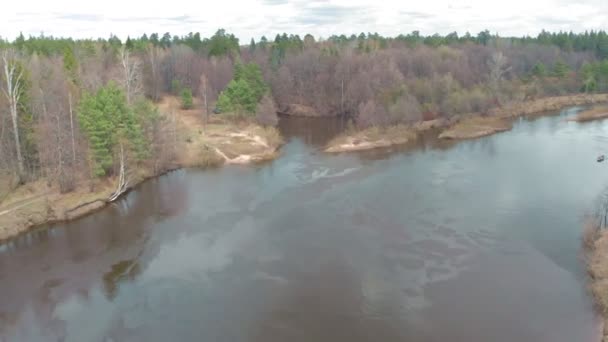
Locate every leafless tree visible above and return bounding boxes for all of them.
[145,44,163,101]
[2,51,25,182]
[488,51,511,102]
[120,47,142,104]
[199,73,210,120]
[256,94,278,126]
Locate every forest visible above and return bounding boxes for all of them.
[1,29,608,198]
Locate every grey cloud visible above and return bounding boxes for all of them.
[399,11,434,19]
[263,0,290,5]
[111,15,206,24]
[448,4,473,10]
[536,16,581,26]
[294,4,370,26]
[56,13,104,21]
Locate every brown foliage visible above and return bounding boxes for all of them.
[255,95,279,126]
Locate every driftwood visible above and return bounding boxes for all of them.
[108,143,129,202]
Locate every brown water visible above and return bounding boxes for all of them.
[1,108,607,341]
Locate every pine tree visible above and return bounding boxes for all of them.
[78,82,145,177]
[217,63,268,115]
[181,87,193,109]
[62,46,79,84]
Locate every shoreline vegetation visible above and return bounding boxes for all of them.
[325,93,608,152]
[0,96,282,242]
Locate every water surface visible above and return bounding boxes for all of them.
[1,108,607,341]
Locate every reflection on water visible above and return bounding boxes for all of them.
[1,108,608,341]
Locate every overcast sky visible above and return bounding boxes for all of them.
[1,0,607,42]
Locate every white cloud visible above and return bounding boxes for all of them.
[1,0,606,42]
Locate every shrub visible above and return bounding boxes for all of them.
[181,88,193,109]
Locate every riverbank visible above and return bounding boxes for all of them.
[0,97,282,242]
[438,116,512,140]
[568,106,608,122]
[325,124,418,153]
[324,119,449,153]
[584,219,608,342]
[325,93,608,152]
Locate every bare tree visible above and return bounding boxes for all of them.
[255,94,278,126]
[199,73,210,120]
[32,57,77,192]
[68,92,77,164]
[109,142,128,202]
[488,51,511,102]
[2,51,25,182]
[145,44,162,101]
[120,47,142,104]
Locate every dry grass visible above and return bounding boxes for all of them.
[583,218,608,340]
[569,106,608,123]
[491,93,608,118]
[325,124,417,153]
[583,219,601,252]
[588,230,608,309]
[158,96,282,165]
[0,178,115,241]
[439,93,608,141]
[439,116,512,140]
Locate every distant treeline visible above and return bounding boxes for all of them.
[0,29,607,192]
[3,29,608,59]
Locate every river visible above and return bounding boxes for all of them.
[1,108,607,341]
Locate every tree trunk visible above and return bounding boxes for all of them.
[3,54,25,182]
[109,142,128,202]
[69,92,77,164]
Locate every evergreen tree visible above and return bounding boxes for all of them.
[532,62,547,77]
[217,79,257,114]
[181,87,193,109]
[207,29,239,57]
[78,82,145,177]
[552,59,569,78]
[62,46,79,84]
[216,62,268,115]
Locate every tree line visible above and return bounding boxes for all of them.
[1,29,607,195]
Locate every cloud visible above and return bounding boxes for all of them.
[399,11,434,19]
[294,4,371,26]
[263,0,290,5]
[0,0,606,42]
[55,13,104,21]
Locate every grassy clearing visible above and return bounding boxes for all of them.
[569,106,608,122]
[438,116,512,140]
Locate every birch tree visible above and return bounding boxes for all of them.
[199,73,210,120]
[488,51,511,102]
[2,51,25,181]
[120,47,142,105]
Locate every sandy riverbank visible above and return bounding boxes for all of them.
[568,106,608,123]
[325,93,608,152]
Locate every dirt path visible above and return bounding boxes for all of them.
[0,194,47,216]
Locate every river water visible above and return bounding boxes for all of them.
[1,108,608,341]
